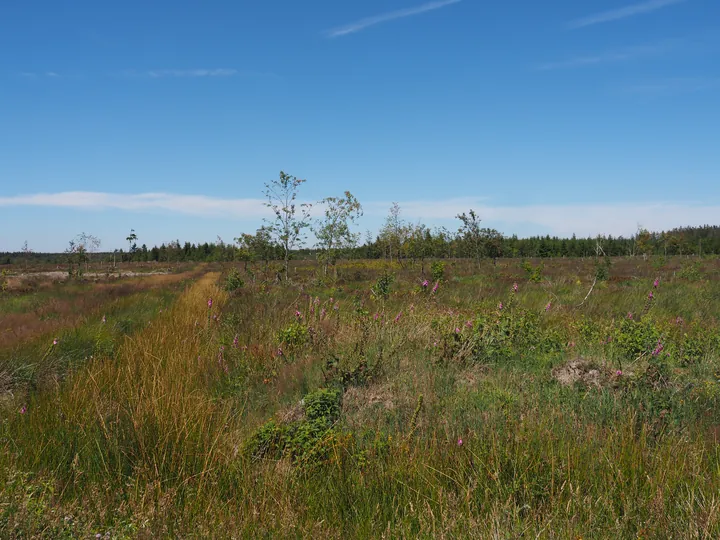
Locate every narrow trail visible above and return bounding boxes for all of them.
[12,272,235,495]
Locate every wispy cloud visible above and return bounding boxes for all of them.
[115,69,280,80]
[568,0,687,29]
[2,191,719,238]
[0,192,271,219]
[326,0,462,38]
[18,71,60,78]
[535,41,676,71]
[622,77,720,94]
[146,68,239,78]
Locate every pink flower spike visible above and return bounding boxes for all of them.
[455,327,461,334]
[616,370,623,376]
[498,302,503,310]
[545,302,552,312]
[207,298,213,308]
[513,282,518,293]
[295,310,302,318]
[627,312,633,319]
[394,311,402,323]
[52,339,58,346]
[653,278,659,288]
[648,291,654,300]
[19,405,27,414]
[422,279,429,288]
[457,438,463,446]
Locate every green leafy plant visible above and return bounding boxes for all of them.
[521,260,543,283]
[430,261,445,283]
[223,268,245,292]
[370,272,394,301]
[277,322,309,348]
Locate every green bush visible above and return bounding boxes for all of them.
[614,318,660,358]
[521,260,543,283]
[370,272,394,301]
[223,268,245,292]
[430,261,445,282]
[277,322,309,347]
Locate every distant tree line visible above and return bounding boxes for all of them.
[2,171,719,269]
[3,224,719,268]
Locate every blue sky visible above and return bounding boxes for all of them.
[1,0,719,251]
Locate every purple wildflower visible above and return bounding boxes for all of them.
[277,347,284,357]
[652,340,664,357]
[454,327,461,334]
[422,279,429,288]
[432,281,439,294]
[513,282,518,293]
[627,312,633,319]
[465,320,473,328]
[545,302,552,312]
[498,302,503,310]
[207,298,213,308]
[52,338,58,346]
[653,278,659,289]
[457,438,463,446]
[19,405,27,415]
[648,291,654,300]
[394,311,402,323]
[616,370,623,376]
[295,310,302,319]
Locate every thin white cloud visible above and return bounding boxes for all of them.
[536,42,675,71]
[2,192,719,238]
[17,72,60,78]
[568,0,687,29]
[0,192,270,218]
[326,0,462,38]
[622,77,720,94]
[147,69,239,78]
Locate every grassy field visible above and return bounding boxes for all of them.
[1,256,720,537]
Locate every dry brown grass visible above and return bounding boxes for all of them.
[0,270,201,349]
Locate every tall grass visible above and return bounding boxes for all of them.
[1,257,720,537]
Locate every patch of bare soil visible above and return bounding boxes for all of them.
[552,358,609,388]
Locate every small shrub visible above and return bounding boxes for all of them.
[521,260,543,283]
[594,257,611,281]
[615,318,660,358]
[678,261,702,281]
[370,272,394,301]
[277,322,309,348]
[430,261,445,282]
[223,268,245,292]
[304,388,341,424]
